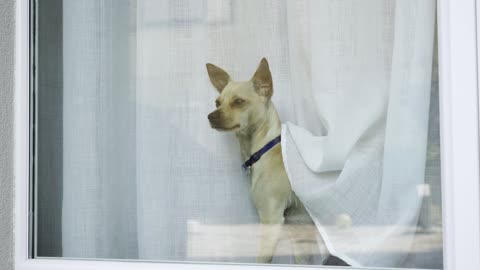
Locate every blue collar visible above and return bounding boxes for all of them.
[242,135,281,171]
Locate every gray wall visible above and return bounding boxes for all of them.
[0,0,15,269]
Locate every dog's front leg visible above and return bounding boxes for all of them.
[256,208,285,263]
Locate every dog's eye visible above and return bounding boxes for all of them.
[234,98,245,105]
[215,100,220,107]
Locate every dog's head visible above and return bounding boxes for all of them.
[206,58,273,132]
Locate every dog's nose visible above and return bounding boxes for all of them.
[208,112,218,121]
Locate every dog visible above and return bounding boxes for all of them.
[206,58,330,264]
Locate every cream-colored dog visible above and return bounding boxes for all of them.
[206,58,328,264]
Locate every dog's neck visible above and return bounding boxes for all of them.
[235,101,281,161]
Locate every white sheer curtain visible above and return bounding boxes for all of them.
[282,0,436,267]
[61,0,437,267]
[62,0,138,259]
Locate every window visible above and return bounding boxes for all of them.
[15,0,480,270]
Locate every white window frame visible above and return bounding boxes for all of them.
[14,0,480,269]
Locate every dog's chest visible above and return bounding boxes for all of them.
[246,148,291,199]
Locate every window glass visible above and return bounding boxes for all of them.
[34,0,442,268]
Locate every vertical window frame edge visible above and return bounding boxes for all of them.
[438,0,480,269]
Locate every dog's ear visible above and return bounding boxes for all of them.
[251,58,273,98]
[206,63,231,93]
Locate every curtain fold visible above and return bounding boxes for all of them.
[62,0,138,259]
[282,0,436,267]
